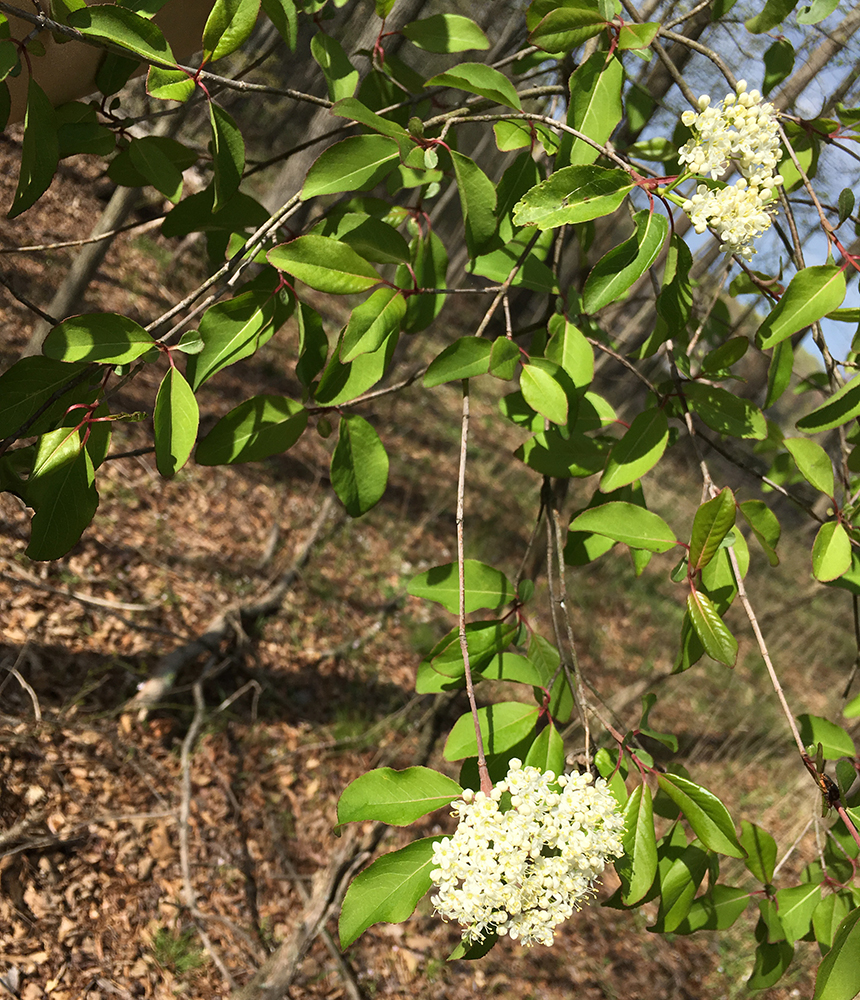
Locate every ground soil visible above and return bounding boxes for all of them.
[0,132,835,1000]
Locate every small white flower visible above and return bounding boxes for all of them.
[429,759,625,948]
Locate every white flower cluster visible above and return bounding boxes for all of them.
[678,81,784,259]
[429,759,625,948]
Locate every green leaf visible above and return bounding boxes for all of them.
[653,843,709,933]
[202,0,259,61]
[686,590,738,667]
[295,302,328,387]
[836,189,855,229]
[763,37,795,95]
[520,361,568,425]
[209,103,245,210]
[569,502,677,553]
[527,634,573,722]
[268,236,380,294]
[616,784,658,905]
[545,317,593,387]
[402,14,489,52]
[689,488,736,572]
[797,0,840,23]
[153,367,198,478]
[68,5,176,63]
[739,500,780,566]
[748,934,794,990]
[672,885,750,934]
[9,80,58,219]
[196,395,307,465]
[618,21,659,48]
[814,894,852,954]
[685,383,767,439]
[426,62,521,110]
[25,430,98,561]
[655,234,693,335]
[54,101,114,158]
[528,5,606,53]
[600,408,669,492]
[746,0,799,32]
[740,821,777,884]
[311,32,358,101]
[261,0,297,48]
[302,135,401,198]
[416,620,518,693]
[129,135,183,202]
[339,837,443,948]
[444,702,538,761]
[161,188,268,238]
[489,337,520,380]
[513,165,633,231]
[341,288,406,362]
[656,773,743,857]
[478,652,543,687]
[765,338,793,409]
[701,337,748,375]
[797,715,856,759]
[757,266,847,350]
[398,229,448,333]
[186,289,283,390]
[408,560,514,614]
[147,64,195,101]
[314,329,398,406]
[0,357,97,439]
[582,210,668,313]
[330,414,388,517]
[516,429,606,478]
[524,722,566,776]
[812,522,852,583]
[785,437,835,496]
[560,52,623,167]
[813,907,860,1000]
[424,338,491,387]
[449,150,498,258]
[775,884,821,944]
[109,136,197,189]
[43,314,156,364]
[797,376,860,433]
[329,98,411,142]
[313,213,410,267]
[337,767,461,826]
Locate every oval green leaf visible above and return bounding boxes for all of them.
[43,314,156,365]
[689,487,736,572]
[600,407,668,492]
[337,767,462,826]
[784,437,835,497]
[330,413,388,517]
[757,265,847,350]
[444,701,538,761]
[268,236,380,294]
[569,501,677,553]
[196,395,307,465]
[656,772,744,857]
[339,837,443,949]
[513,165,633,231]
[154,367,198,478]
[686,590,738,667]
[812,522,852,583]
[408,560,514,614]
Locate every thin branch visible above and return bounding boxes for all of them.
[0,269,59,324]
[726,546,806,756]
[456,380,491,796]
[179,677,236,990]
